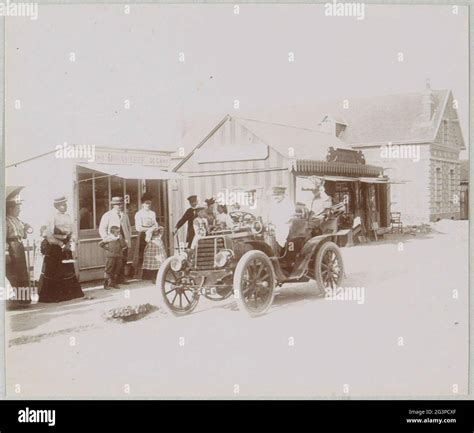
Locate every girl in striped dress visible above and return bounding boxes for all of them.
[142,227,167,281]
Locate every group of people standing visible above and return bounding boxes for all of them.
[5,181,334,305]
[5,189,167,305]
[172,183,334,254]
[6,191,84,304]
[98,193,166,289]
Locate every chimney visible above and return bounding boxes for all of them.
[421,78,435,124]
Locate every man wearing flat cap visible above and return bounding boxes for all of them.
[99,196,132,283]
[174,195,198,247]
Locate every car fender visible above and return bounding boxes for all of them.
[289,234,334,279]
[241,240,276,258]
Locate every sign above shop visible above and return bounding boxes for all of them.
[326,147,366,165]
[94,149,171,168]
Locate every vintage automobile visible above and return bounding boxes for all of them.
[157,204,347,317]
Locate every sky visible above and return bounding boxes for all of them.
[5,3,469,164]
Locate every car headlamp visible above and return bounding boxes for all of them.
[171,251,187,272]
[170,257,183,272]
[251,220,264,234]
[214,249,233,268]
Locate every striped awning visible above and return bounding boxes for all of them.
[293,159,383,178]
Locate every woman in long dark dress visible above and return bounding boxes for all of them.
[38,196,84,303]
[5,189,32,305]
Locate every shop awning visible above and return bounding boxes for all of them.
[78,163,184,180]
[299,175,390,184]
[292,159,384,178]
[320,175,358,182]
[359,177,389,184]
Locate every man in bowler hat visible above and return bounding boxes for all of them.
[99,196,132,284]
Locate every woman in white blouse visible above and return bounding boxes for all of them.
[216,204,235,230]
[132,193,159,279]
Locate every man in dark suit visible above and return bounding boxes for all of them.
[174,195,198,247]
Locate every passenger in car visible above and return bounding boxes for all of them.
[216,204,235,229]
[191,205,209,249]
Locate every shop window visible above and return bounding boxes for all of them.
[125,179,139,221]
[78,168,144,232]
[78,172,93,230]
[449,168,457,204]
[111,176,124,200]
[95,175,109,228]
[434,167,442,205]
[332,182,353,213]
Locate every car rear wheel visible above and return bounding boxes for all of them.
[314,241,344,293]
[233,250,275,317]
[156,257,200,316]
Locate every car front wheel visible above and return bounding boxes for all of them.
[233,250,275,317]
[314,241,344,293]
[156,257,200,316]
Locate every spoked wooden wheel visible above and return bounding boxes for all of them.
[314,241,344,292]
[157,257,200,316]
[233,250,275,317]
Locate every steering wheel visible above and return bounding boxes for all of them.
[229,211,256,225]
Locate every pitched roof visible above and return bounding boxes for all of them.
[173,114,230,170]
[173,115,352,170]
[235,117,350,160]
[174,88,464,171]
[242,89,455,146]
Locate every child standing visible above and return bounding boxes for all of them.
[142,227,167,281]
[99,226,127,289]
[191,206,209,249]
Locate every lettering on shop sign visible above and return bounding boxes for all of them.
[94,151,171,167]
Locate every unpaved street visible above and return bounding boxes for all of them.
[5,222,469,398]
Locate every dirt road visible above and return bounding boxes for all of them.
[5,223,469,398]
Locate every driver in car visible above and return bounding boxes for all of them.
[266,185,295,250]
[311,179,333,216]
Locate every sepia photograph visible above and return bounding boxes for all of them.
[2,0,470,407]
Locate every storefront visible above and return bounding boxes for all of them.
[292,158,390,239]
[171,115,389,246]
[6,146,180,282]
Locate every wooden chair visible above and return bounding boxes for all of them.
[390,212,403,233]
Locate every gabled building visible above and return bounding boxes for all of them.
[170,115,389,246]
[238,82,466,224]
